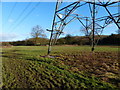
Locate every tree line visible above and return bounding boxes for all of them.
[1,34,120,46]
[1,25,120,46]
[57,34,120,45]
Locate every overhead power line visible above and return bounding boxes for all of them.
[8,2,32,29]
[9,2,41,32]
[6,2,17,23]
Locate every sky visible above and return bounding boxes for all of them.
[0,0,119,42]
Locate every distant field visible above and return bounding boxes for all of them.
[1,45,120,88]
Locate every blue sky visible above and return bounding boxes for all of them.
[1,1,119,41]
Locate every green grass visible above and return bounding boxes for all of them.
[1,45,120,88]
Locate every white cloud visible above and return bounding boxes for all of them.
[36,14,40,17]
[63,31,75,35]
[107,23,115,28]
[0,33,18,41]
[8,19,14,23]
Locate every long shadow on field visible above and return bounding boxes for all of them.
[2,50,24,59]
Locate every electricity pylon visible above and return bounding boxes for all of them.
[47,0,120,55]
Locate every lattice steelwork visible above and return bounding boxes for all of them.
[47,0,120,54]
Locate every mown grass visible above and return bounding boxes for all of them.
[1,45,120,89]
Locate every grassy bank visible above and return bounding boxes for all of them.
[1,46,120,88]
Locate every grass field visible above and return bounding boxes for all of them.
[1,45,120,89]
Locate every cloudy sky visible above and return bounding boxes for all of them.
[1,1,119,42]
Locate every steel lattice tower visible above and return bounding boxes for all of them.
[47,0,120,55]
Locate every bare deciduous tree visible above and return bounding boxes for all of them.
[31,25,46,45]
[116,29,120,34]
[80,23,103,45]
[80,27,92,36]
[80,26,92,45]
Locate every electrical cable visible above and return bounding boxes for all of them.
[5,2,17,24]
[9,2,41,33]
[8,2,32,30]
